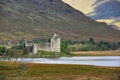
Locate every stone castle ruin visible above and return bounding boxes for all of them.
[24,33,61,54]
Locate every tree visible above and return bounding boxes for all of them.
[98,40,110,50]
[61,41,68,53]
[88,38,95,44]
[0,46,7,56]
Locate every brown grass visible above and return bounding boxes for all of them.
[71,51,120,56]
[0,61,120,80]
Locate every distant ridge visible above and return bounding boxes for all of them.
[0,0,120,41]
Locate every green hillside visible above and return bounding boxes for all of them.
[0,0,120,41]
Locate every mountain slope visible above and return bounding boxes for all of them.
[0,0,120,41]
[62,0,120,30]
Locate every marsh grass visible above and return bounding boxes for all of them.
[0,61,120,80]
[71,51,120,56]
[23,51,71,58]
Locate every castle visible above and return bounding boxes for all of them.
[24,33,61,54]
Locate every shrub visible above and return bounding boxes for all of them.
[19,64,28,71]
[0,46,7,56]
[61,41,68,53]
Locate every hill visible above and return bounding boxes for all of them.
[0,0,120,41]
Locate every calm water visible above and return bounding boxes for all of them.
[1,56,120,67]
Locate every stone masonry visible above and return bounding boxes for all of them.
[24,33,61,54]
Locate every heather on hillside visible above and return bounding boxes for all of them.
[0,0,120,41]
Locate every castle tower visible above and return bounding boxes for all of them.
[50,33,61,52]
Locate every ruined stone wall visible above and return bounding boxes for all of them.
[36,33,61,52]
[24,33,61,54]
[37,43,52,52]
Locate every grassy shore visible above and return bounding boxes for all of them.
[0,61,120,80]
[23,51,120,58]
[1,50,120,59]
[71,51,120,56]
